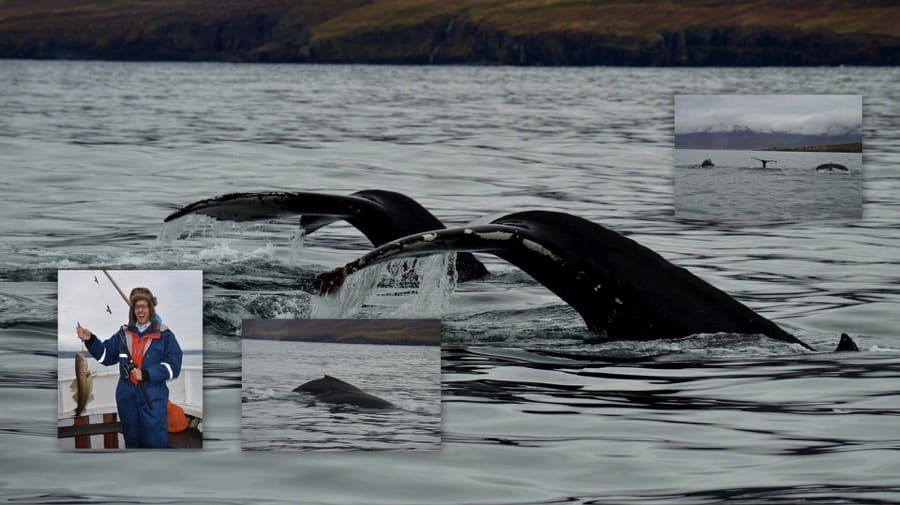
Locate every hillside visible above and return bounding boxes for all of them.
[1,0,899,64]
[241,319,442,346]
[675,129,862,151]
[759,142,863,153]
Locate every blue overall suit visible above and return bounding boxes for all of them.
[85,322,182,448]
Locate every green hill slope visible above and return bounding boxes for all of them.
[2,0,898,64]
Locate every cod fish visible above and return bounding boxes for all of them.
[70,351,93,417]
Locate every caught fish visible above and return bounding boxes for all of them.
[70,351,93,417]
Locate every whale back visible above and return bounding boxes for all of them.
[294,375,395,409]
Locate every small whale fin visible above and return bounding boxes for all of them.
[815,163,849,172]
[835,333,860,352]
[165,190,488,281]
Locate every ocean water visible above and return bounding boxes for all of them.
[242,340,441,451]
[1,61,899,504]
[675,149,863,223]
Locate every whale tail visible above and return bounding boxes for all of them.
[315,211,816,349]
[165,190,489,281]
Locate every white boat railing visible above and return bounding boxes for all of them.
[58,365,203,419]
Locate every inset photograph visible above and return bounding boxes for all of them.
[241,319,441,451]
[675,95,862,224]
[57,270,203,449]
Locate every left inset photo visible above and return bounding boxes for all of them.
[57,270,203,450]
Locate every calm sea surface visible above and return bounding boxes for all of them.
[675,149,863,223]
[1,61,899,504]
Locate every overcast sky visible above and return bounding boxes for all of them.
[58,270,203,352]
[675,95,861,135]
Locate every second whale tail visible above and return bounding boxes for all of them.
[165,190,489,281]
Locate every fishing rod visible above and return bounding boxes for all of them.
[101,270,152,408]
[102,270,129,305]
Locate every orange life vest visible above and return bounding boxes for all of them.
[123,324,161,385]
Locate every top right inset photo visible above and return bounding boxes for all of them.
[674,94,862,224]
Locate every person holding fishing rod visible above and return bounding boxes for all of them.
[76,286,182,448]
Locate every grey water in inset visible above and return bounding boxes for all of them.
[675,149,862,223]
[1,61,900,504]
[241,340,440,451]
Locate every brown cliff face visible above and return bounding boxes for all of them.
[1,1,898,65]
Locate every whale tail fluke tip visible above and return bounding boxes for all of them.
[835,333,860,352]
[316,267,348,296]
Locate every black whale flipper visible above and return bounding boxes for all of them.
[165,190,489,281]
[316,210,814,350]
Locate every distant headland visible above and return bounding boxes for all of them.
[757,143,862,153]
[241,319,441,346]
[1,1,898,65]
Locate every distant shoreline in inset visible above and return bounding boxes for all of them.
[242,319,441,346]
[676,142,861,153]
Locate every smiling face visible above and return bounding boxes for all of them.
[133,300,151,325]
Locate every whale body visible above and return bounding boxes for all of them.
[294,375,395,409]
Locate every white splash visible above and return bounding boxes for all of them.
[390,252,458,318]
[310,262,386,318]
[310,253,458,319]
[288,228,306,263]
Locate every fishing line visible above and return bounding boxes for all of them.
[92,273,115,318]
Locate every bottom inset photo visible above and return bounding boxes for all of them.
[241,319,441,451]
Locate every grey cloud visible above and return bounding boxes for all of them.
[675,95,861,135]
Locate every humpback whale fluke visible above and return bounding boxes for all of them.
[317,210,857,352]
[751,157,777,168]
[294,375,395,409]
[165,190,489,281]
[815,163,849,172]
[167,191,857,352]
